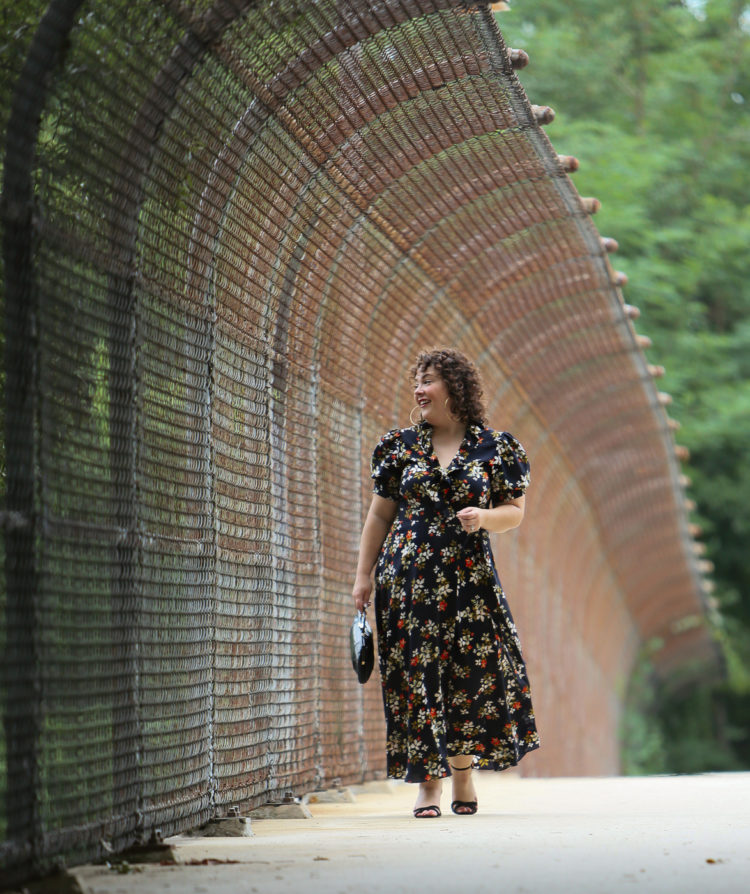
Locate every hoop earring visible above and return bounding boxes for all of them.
[444,398,455,418]
[409,406,423,426]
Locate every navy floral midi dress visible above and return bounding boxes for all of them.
[371,421,540,783]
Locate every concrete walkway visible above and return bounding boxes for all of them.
[70,773,750,894]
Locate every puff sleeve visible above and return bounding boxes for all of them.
[370,429,403,502]
[489,432,530,506]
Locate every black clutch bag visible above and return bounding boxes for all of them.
[350,610,374,684]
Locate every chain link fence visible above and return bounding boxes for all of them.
[1,0,715,884]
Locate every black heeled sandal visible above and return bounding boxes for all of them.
[413,805,442,818]
[449,763,478,816]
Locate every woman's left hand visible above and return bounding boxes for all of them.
[456,506,484,534]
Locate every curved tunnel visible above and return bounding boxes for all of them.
[1,0,716,878]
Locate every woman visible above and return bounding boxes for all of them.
[352,348,539,818]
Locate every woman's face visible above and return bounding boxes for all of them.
[414,365,452,424]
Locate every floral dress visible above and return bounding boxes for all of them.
[371,421,540,783]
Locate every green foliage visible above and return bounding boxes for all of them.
[0,1,49,137]
[620,649,668,775]
[500,0,750,771]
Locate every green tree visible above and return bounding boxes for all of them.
[500,0,750,771]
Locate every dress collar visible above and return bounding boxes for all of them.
[414,421,484,470]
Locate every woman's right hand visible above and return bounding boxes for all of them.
[352,574,373,613]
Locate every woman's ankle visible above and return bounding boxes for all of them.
[419,778,442,793]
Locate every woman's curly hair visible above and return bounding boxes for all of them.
[411,348,487,426]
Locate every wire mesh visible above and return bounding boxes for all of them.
[1,0,715,883]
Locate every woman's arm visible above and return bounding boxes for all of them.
[352,495,399,611]
[456,496,525,535]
